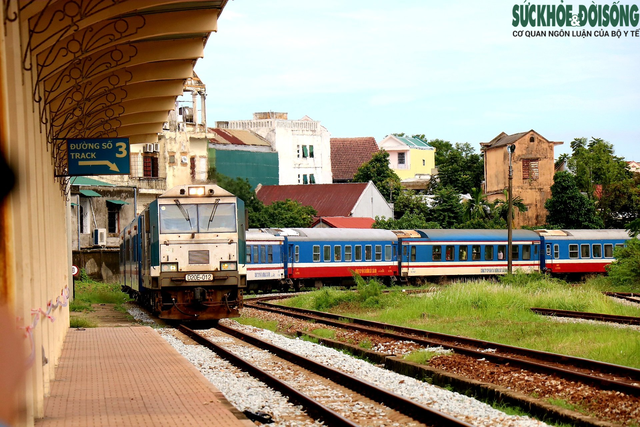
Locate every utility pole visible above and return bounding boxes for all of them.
[507,144,515,275]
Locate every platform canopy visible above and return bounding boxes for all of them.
[6,0,227,176]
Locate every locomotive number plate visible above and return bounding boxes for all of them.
[185,273,213,281]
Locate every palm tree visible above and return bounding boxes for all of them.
[491,189,528,222]
[463,188,491,222]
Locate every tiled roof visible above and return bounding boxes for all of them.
[208,128,272,147]
[256,183,369,217]
[311,216,375,228]
[330,137,379,181]
[480,131,529,150]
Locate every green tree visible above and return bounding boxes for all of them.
[545,171,604,229]
[463,187,491,222]
[429,186,464,228]
[606,239,640,289]
[373,213,440,230]
[491,189,528,223]
[392,189,429,220]
[210,170,264,227]
[252,199,317,228]
[567,137,633,227]
[353,150,402,203]
[426,139,484,194]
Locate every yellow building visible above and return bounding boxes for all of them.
[378,135,436,189]
[480,130,563,227]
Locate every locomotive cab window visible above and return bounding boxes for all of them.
[159,202,236,233]
[472,245,481,261]
[335,245,342,262]
[385,245,392,261]
[324,245,331,262]
[522,245,531,261]
[345,245,352,262]
[459,246,468,261]
[433,246,442,261]
[365,245,372,261]
[592,244,602,258]
[355,245,362,261]
[485,245,494,261]
[569,244,579,259]
[581,244,590,258]
[313,245,320,262]
[375,245,382,261]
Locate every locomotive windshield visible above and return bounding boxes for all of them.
[159,202,236,233]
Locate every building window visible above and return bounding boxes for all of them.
[309,174,315,184]
[398,152,406,165]
[522,159,539,180]
[107,203,120,234]
[297,174,301,184]
[422,159,425,166]
[309,145,314,158]
[297,145,301,158]
[143,154,159,178]
[529,136,535,143]
[302,145,309,158]
[303,174,308,185]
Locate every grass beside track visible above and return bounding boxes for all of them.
[69,273,131,327]
[279,273,640,369]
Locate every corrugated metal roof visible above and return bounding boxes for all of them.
[256,183,369,217]
[79,189,102,197]
[70,177,114,186]
[209,128,272,147]
[395,136,434,150]
[312,216,375,229]
[330,137,379,181]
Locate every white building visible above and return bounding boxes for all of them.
[217,112,332,185]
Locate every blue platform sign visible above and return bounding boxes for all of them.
[67,138,130,176]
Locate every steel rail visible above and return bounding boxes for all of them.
[531,307,640,325]
[246,301,640,396]
[178,324,359,427]
[179,324,474,427]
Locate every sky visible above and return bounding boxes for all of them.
[195,0,640,161]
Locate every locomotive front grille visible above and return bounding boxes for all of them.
[189,250,210,265]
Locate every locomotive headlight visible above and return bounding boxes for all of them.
[220,261,237,271]
[161,262,178,272]
[188,186,205,196]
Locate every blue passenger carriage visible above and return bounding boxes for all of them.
[400,229,542,281]
[536,229,631,275]
[245,229,287,292]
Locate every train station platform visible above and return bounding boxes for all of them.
[36,326,253,427]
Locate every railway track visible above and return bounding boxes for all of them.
[245,300,640,397]
[605,292,640,305]
[177,324,473,427]
[531,307,640,325]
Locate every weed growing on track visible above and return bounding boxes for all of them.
[236,316,278,332]
[280,274,640,368]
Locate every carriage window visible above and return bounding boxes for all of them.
[512,245,519,260]
[581,244,590,258]
[522,245,531,260]
[615,243,624,251]
[355,245,362,261]
[345,245,352,262]
[534,245,539,257]
[260,245,266,263]
[445,245,454,261]
[554,244,559,259]
[411,246,417,262]
[375,245,382,261]
[324,245,331,262]
[604,244,613,258]
[546,244,551,256]
[403,246,408,257]
[459,246,468,261]
[246,251,251,264]
[385,245,392,261]
[335,245,341,262]
[472,245,481,261]
[433,246,442,261]
[267,245,273,263]
[569,244,579,259]
[365,245,372,261]
[252,245,258,263]
[592,244,602,258]
[485,245,494,260]
[497,245,506,260]
[313,245,320,262]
